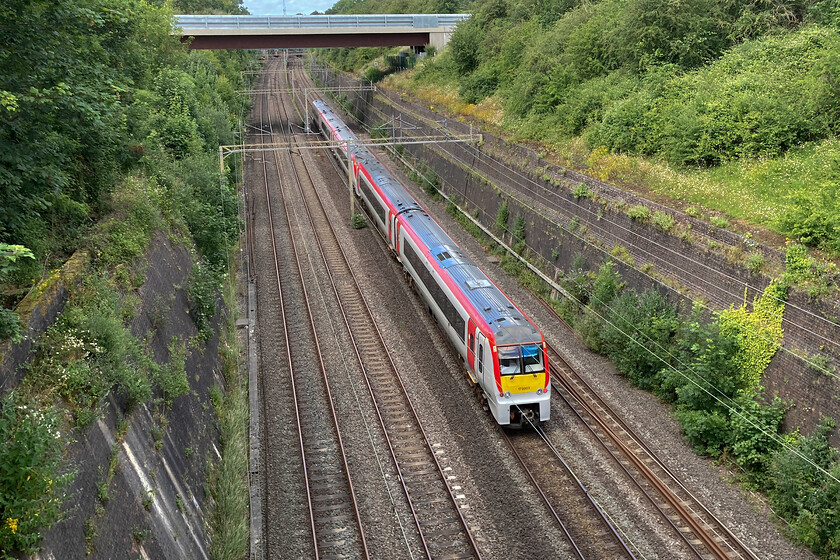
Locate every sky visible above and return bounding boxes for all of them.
[243,0,337,15]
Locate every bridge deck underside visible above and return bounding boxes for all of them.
[184,32,431,49]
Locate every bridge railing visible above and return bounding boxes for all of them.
[175,14,470,30]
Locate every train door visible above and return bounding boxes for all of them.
[467,320,477,372]
[476,331,488,390]
[390,214,399,251]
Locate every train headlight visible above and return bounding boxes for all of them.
[536,389,543,395]
[504,391,511,398]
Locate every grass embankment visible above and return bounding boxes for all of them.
[377,18,840,273]
[207,271,250,560]
[386,65,839,259]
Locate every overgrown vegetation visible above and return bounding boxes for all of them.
[0,394,72,554]
[0,0,249,555]
[435,182,838,557]
[332,0,840,260]
[206,275,250,560]
[555,255,840,556]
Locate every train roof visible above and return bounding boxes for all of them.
[401,209,541,346]
[354,150,423,214]
[313,99,358,143]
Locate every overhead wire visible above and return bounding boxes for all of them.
[325,78,840,383]
[307,60,840,483]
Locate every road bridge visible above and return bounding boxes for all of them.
[175,14,470,50]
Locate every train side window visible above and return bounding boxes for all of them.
[478,344,483,373]
[469,333,474,353]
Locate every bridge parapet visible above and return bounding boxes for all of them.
[175,14,470,31]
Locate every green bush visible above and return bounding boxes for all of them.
[729,394,787,476]
[676,408,731,456]
[746,252,765,273]
[0,394,73,554]
[512,214,526,254]
[652,210,675,231]
[600,289,679,390]
[769,418,840,557]
[592,27,840,164]
[627,204,651,221]
[717,279,786,392]
[28,280,156,425]
[572,182,592,199]
[188,260,219,342]
[561,254,593,308]
[663,310,742,408]
[351,212,367,229]
[364,66,386,84]
[0,309,23,344]
[152,337,190,408]
[496,200,510,233]
[710,215,730,229]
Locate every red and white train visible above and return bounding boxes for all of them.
[312,99,550,428]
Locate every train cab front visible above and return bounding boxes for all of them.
[493,342,550,429]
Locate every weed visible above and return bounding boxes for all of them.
[610,245,635,266]
[188,261,219,342]
[652,211,675,231]
[572,182,592,200]
[0,393,72,554]
[805,353,832,375]
[747,253,765,273]
[495,200,509,233]
[85,517,97,555]
[151,425,164,451]
[351,213,367,229]
[710,215,730,229]
[133,527,150,545]
[627,205,651,222]
[143,489,155,511]
[98,480,110,504]
[152,337,189,408]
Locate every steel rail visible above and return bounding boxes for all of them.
[253,65,319,558]
[547,344,759,560]
[266,62,370,559]
[497,429,586,560]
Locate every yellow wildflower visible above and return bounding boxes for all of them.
[6,517,18,534]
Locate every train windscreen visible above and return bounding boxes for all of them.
[499,344,544,375]
[522,344,543,373]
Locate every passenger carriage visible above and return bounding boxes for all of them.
[313,100,550,427]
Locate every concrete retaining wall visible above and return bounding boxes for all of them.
[24,232,223,559]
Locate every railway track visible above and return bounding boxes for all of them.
[285,113,483,560]
[501,426,635,560]
[255,60,369,559]
[253,58,484,559]
[545,340,760,560]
